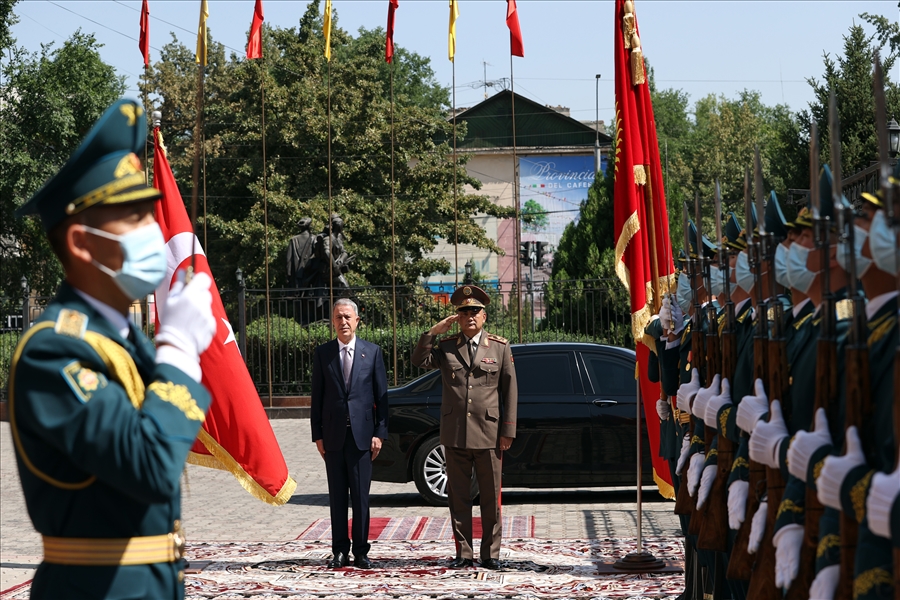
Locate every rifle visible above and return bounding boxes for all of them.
[697,180,732,553]
[675,201,701,516]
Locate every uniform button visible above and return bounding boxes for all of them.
[178,571,185,582]
[469,385,473,389]
[467,412,471,417]
[468,399,472,404]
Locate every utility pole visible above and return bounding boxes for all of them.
[595,74,602,174]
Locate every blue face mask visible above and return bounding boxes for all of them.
[676,272,692,313]
[709,265,725,297]
[84,223,167,301]
[735,250,754,293]
[786,243,818,294]
[774,243,791,288]
[836,224,872,278]
[868,209,898,275]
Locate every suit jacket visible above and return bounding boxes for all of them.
[412,330,517,449]
[310,338,389,452]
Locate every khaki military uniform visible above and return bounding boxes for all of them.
[412,330,517,560]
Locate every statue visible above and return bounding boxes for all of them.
[286,217,314,288]
[315,214,353,290]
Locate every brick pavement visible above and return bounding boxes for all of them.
[0,420,680,590]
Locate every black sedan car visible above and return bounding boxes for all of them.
[373,342,654,505]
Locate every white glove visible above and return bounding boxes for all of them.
[656,398,672,420]
[773,523,804,590]
[658,296,673,334]
[676,368,701,414]
[675,433,692,476]
[727,480,749,530]
[692,374,721,420]
[787,408,833,483]
[866,463,900,540]
[735,379,769,434]
[669,300,685,334]
[696,464,717,508]
[748,501,768,553]
[155,271,216,383]
[749,400,789,469]
[687,452,706,497]
[817,426,866,511]
[704,377,733,424]
[809,564,839,600]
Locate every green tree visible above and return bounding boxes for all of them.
[142,1,511,290]
[521,199,548,233]
[1,31,125,303]
[0,0,17,51]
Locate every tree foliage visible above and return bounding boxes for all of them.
[142,0,511,291]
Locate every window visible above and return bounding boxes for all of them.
[512,353,573,395]
[582,354,633,395]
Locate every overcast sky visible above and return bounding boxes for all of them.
[8,1,900,126]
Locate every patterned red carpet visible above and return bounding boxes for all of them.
[1,536,685,599]
[296,516,536,541]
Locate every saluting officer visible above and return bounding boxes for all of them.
[9,99,216,599]
[412,285,517,570]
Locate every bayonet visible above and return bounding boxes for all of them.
[810,122,820,220]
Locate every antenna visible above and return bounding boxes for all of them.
[483,60,491,99]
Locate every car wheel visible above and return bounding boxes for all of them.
[412,436,478,507]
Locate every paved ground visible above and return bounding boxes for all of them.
[0,420,680,591]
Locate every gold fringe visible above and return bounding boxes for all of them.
[631,304,653,344]
[191,429,298,506]
[187,451,227,471]
[633,165,647,186]
[631,44,646,85]
[653,468,675,500]
[614,210,640,292]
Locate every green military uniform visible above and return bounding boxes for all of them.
[9,99,212,599]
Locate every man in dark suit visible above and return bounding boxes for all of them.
[412,285,517,570]
[311,298,389,569]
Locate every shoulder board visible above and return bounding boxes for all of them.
[54,309,88,339]
[487,333,508,345]
[868,315,897,348]
[439,334,460,344]
[793,313,814,330]
[835,299,854,321]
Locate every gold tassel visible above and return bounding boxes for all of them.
[631,34,646,85]
[623,1,635,48]
[633,164,647,186]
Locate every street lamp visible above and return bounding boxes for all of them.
[464,260,474,284]
[888,117,900,158]
[595,74,602,173]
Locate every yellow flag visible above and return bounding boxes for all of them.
[448,0,459,62]
[195,0,208,66]
[323,0,332,61]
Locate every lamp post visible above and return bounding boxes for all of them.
[464,260,473,285]
[595,74,602,174]
[888,117,900,158]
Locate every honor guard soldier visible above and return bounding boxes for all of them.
[9,99,217,599]
[412,284,517,570]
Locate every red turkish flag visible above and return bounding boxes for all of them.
[246,0,264,60]
[613,0,674,498]
[385,0,398,63]
[139,0,150,67]
[152,128,296,505]
[505,0,524,58]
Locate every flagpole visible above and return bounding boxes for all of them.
[143,63,151,335]
[390,58,398,387]
[189,65,204,275]
[327,59,334,326]
[510,56,522,344]
[261,43,274,408]
[453,60,459,288]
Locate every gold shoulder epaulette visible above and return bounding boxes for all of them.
[439,334,460,344]
[487,333,508,344]
[835,299,854,321]
[55,309,88,339]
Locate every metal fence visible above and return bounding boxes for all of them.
[0,278,632,400]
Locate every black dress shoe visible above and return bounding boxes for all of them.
[328,552,350,569]
[354,554,372,569]
[480,558,502,570]
[449,556,474,568]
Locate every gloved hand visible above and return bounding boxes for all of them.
[773,523,804,590]
[675,433,692,476]
[748,501,768,553]
[749,400,789,469]
[736,379,769,434]
[727,480,749,530]
[809,564,839,600]
[676,368,701,414]
[669,300,685,335]
[787,408,833,483]
[692,374,721,420]
[703,377,733,425]
[687,452,706,497]
[696,464,717,508]
[658,296,673,335]
[155,271,216,383]
[866,463,900,540]
[656,398,672,420]
[817,426,866,511]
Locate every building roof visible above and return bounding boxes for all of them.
[447,90,613,150]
